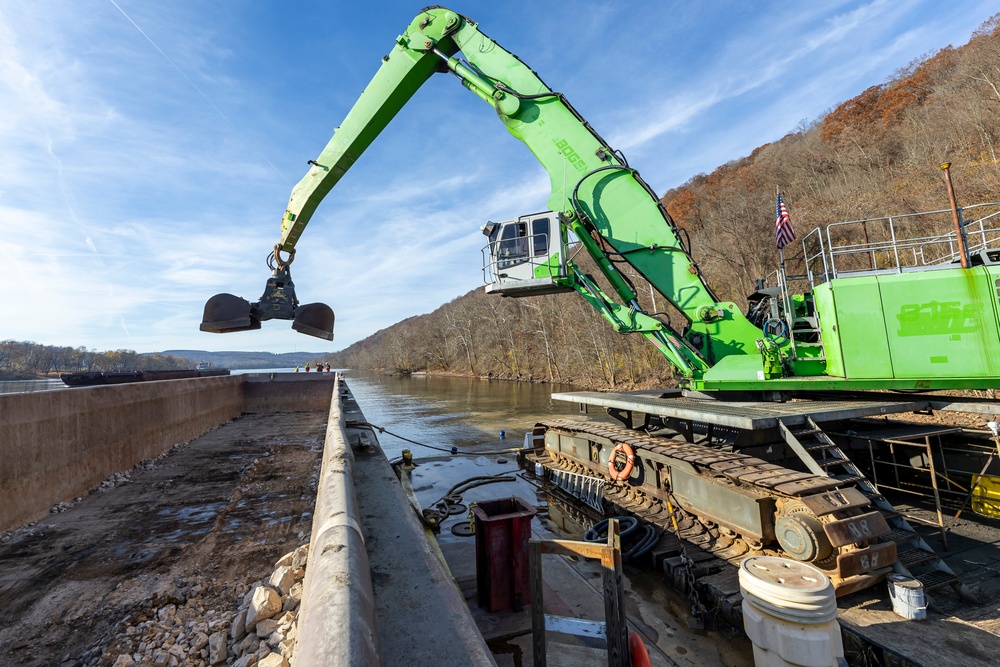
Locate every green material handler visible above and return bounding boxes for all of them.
[201,7,1000,396]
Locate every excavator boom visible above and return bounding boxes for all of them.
[193,7,1000,618]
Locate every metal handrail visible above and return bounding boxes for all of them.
[481,231,556,284]
[800,226,830,285]
[820,202,1000,277]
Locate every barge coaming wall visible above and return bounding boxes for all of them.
[0,374,335,532]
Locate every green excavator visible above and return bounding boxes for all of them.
[201,6,1000,601]
[201,6,1000,396]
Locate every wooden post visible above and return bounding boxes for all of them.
[530,522,629,666]
[602,519,629,667]
[530,540,546,667]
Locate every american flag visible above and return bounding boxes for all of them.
[775,193,796,250]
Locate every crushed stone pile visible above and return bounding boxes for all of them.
[99,544,308,667]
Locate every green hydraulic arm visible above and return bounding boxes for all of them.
[271,6,772,385]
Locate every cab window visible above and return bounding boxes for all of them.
[532,218,549,257]
[498,222,529,267]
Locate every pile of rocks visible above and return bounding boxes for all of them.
[97,471,132,492]
[50,497,82,513]
[106,544,308,667]
[107,599,231,667]
[226,544,307,667]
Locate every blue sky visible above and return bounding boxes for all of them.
[1,1,996,354]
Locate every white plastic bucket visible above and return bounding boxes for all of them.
[886,573,927,620]
[739,556,845,667]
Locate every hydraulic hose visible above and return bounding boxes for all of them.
[623,524,660,563]
[346,420,522,457]
[583,516,639,542]
[420,473,517,527]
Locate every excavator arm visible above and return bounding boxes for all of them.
[201,6,772,384]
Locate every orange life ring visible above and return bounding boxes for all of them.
[628,631,651,667]
[609,442,635,481]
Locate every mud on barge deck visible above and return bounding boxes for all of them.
[0,373,334,665]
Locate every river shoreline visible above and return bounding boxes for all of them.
[352,366,679,392]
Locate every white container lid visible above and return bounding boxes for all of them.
[739,556,838,624]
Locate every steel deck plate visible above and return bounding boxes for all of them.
[551,391,928,430]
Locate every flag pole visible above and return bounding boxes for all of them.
[776,185,790,343]
[776,185,784,270]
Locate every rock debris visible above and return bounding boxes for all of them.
[98,544,308,667]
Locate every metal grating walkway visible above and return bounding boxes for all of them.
[552,391,927,430]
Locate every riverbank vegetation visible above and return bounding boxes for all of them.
[334,16,1000,388]
[0,340,188,380]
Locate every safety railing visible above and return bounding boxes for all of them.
[481,230,555,285]
[760,204,1000,363]
[818,202,1000,280]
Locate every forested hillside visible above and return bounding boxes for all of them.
[664,16,1000,303]
[0,341,187,380]
[325,15,1000,389]
[161,350,324,369]
[0,344,326,379]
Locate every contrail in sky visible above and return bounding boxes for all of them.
[107,0,286,183]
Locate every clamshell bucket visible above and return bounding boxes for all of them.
[292,303,335,341]
[200,264,333,340]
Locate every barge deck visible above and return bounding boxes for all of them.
[4,374,999,665]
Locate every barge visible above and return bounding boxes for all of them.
[60,368,230,386]
[4,372,1000,665]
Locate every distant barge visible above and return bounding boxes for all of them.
[60,369,230,387]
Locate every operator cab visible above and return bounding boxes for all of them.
[481,211,573,297]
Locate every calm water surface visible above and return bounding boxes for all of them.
[0,378,64,395]
[343,370,595,459]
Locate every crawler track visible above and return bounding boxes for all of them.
[530,419,897,596]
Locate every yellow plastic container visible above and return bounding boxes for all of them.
[971,474,1000,519]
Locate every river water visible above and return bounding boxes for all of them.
[343,370,593,459]
[0,378,64,395]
